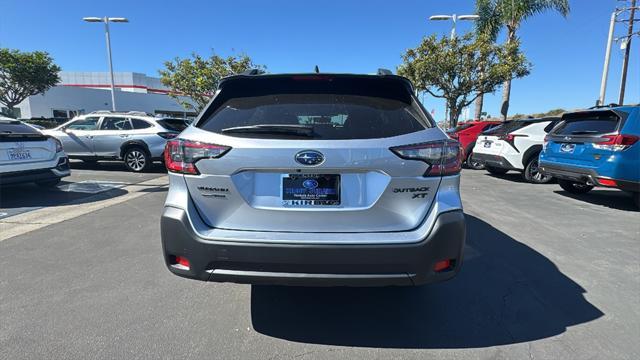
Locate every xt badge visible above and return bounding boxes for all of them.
[393,186,430,199]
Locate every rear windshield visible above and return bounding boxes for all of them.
[156,118,189,132]
[552,112,620,135]
[198,76,430,140]
[0,120,40,135]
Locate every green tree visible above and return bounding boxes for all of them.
[0,48,61,117]
[398,33,530,128]
[159,52,265,113]
[476,0,570,121]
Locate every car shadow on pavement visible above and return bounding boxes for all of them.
[69,160,167,174]
[554,189,638,212]
[0,182,128,210]
[250,214,603,349]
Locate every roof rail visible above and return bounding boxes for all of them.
[87,110,154,117]
[240,69,264,76]
[377,68,393,76]
[126,111,154,116]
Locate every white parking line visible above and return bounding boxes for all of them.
[0,176,168,242]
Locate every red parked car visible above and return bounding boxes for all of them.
[447,120,502,169]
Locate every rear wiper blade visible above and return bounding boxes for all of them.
[220,124,316,137]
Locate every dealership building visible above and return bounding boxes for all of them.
[8,71,196,120]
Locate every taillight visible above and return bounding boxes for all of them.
[164,139,230,175]
[390,139,462,176]
[592,134,639,151]
[157,132,179,139]
[543,135,551,150]
[53,138,63,153]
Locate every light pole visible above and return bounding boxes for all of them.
[429,14,480,40]
[429,14,479,125]
[83,16,128,111]
[618,0,637,105]
[598,10,619,106]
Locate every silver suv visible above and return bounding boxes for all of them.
[161,72,466,286]
[45,111,189,172]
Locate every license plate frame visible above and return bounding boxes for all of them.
[281,174,341,206]
[560,143,576,153]
[7,149,32,161]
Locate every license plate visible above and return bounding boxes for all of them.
[560,143,575,153]
[484,141,491,148]
[7,149,31,161]
[282,174,340,206]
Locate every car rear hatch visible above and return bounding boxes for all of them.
[0,119,56,171]
[168,74,458,233]
[545,110,629,167]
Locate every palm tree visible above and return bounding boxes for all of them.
[474,0,570,121]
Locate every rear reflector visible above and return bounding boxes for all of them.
[172,255,190,270]
[597,178,617,187]
[390,139,462,176]
[434,259,452,272]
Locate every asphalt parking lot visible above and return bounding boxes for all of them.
[0,166,638,359]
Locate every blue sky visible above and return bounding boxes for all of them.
[0,0,638,119]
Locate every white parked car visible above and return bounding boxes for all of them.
[0,116,70,187]
[470,117,560,183]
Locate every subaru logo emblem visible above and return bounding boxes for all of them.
[302,179,319,189]
[295,150,324,166]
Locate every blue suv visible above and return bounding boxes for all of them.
[539,105,640,208]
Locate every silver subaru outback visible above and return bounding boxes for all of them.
[161,71,466,287]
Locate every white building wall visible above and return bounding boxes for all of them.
[17,86,194,119]
[58,72,169,93]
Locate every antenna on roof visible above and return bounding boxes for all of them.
[314,65,320,73]
[377,68,393,75]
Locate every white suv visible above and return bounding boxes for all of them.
[44,111,189,172]
[471,117,559,183]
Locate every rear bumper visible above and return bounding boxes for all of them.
[0,157,70,185]
[539,162,640,192]
[161,207,466,287]
[471,153,518,171]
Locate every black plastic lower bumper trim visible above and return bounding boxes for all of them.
[161,208,466,287]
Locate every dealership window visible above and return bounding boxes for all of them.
[52,109,84,119]
[1,107,21,118]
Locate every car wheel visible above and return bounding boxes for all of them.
[524,157,553,184]
[557,179,593,194]
[466,152,485,170]
[485,166,508,175]
[123,147,150,172]
[35,178,61,188]
[632,192,640,209]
